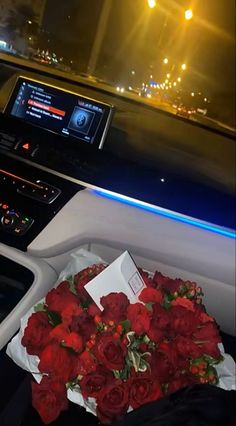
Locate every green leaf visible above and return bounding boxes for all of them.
[145,303,154,311]
[66,275,77,295]
[120,320,131,333]
[162,294,172,310]
[34,303,46,313]
[47,311,61,326]
[203,354,224,365]
[113,370,121,379]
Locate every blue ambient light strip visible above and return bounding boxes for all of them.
[93,189,236,239]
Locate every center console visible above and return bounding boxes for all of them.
[0,76,116,250]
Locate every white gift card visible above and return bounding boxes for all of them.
[84,251,146,309]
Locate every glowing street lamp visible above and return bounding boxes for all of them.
[163,57,168,64]
[173,82,177,86]
[191,92,195,97]
[166,73,170,78]
[181,63,187,71]
[177,77,181,82]
[185,9,193,20]
[147,0,157,8]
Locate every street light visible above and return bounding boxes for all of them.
[181,63,187,70]
[166,73,170,78]
[177,77,181,82]
[191,92,195,97]
[163,57,168,64]
[147,0,157,8]
[185,9,193,20]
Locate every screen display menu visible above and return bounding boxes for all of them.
[6,78,112,147]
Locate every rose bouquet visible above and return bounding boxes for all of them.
[19,259,224,425]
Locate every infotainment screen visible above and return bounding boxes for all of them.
[5,77,113,148]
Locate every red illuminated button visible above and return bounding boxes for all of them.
[22,143,30,150]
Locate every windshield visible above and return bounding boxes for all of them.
[0,0,235,134]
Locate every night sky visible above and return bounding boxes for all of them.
[43,0,235,97]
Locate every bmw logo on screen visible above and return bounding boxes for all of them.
[68,107,95,135]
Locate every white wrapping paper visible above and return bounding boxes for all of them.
[6,249,236,418]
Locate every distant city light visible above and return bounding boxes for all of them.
[147,0,157,8]
[28,20,32,24]
[167,73,170,78]
[177,77,181,82]
[165,79,169,83]
[160,178,165,182]
[147,93,152,98]
[173,82,177,86]
[185,9,193,20]
[181,63,187,70]
[163,58,168,64]
[191,92,195,96]
[150,74,153,78]
[131,70,135,75]
[204,97,208,102]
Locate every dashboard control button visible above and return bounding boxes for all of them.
[1,214,14,227]
[15,140,38,156]
[0,202,34,236]
[18,180,61,203]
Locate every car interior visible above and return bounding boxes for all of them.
[0,49,235,426]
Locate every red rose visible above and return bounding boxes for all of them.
[175,336,202,359]
[32,376,68,424]
[50,323,69,342]
[199,311,215,324]
[129,372,162,409]
[45,281,78,315]
[158,340,178,366]
[96,379,130,424]
[139,287,163,304]
[127,303,151,335]
[150,350,175,383]
[171,297,195,312]
[95,334,127,370]
[73,350,97,376]
[21,311,53,356]
[101,292,129,323]
[63,332,84,353]
[138,269,154,288]
[147,304,170,342]
[170,306,199,335]
[88,302,101,317]
[193,323,221,358]
[70,311,96,341]
[79,365,113,398]
[38,342,76,382]
[49,325,84,353]
[61,302,83,326]
[153,272,181,293]
[74,264,106,303]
